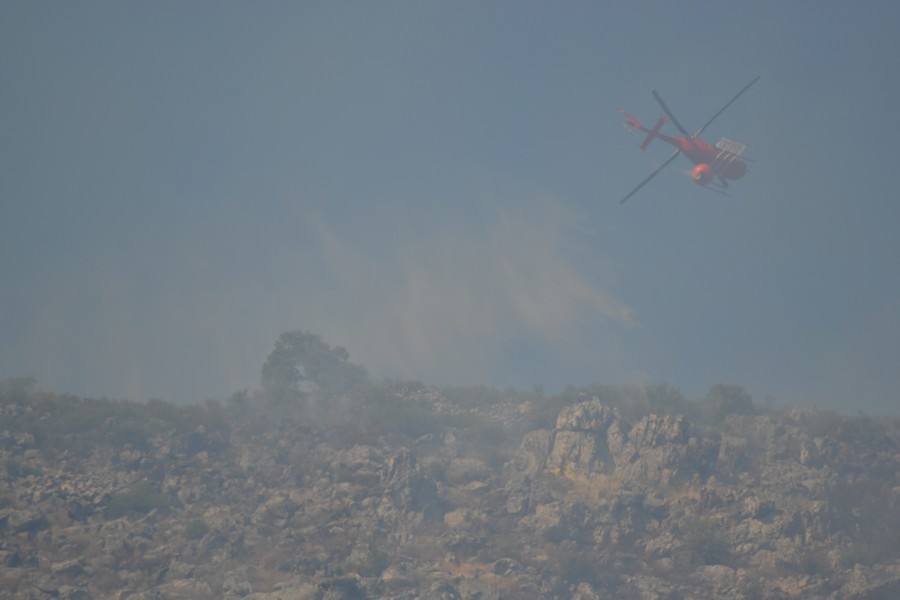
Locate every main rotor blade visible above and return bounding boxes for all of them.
[620,149,681,204]
[652,90,690,136]
[695,75,760,137]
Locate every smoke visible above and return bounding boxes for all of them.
[4,195,637,401]
[298,197,636,385]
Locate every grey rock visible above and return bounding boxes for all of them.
[156,578,213,600]
[554,400,619,433]
[545,429,611,479]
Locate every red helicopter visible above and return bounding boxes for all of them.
[619,76,759,203]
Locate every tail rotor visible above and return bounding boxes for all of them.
[640,115,668,151]
[619,109,667,151]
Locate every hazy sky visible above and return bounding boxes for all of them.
[2,2,899,412]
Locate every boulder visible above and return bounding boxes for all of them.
[381,449,441,517]
[554,400,619,433]
[545,430,611,480]
[540,400,623,482]
[512,429,552,477]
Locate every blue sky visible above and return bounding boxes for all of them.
[2,2,899,411]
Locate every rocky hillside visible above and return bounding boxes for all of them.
[2,381,900,599]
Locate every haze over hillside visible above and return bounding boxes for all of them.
[3,3,900,412]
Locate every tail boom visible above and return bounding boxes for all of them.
[619,109,643,130]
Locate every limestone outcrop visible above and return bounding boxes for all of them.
[2,388,899,598]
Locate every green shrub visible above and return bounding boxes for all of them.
[841,543,882,568]
[185,518,210,540]
[105,419,154,451]
[107,481,169,518]
[363,394,443,439]
[5,459,40,480]
[701,385,755,423]
[0,376,37,401]
[556,548,601,585]
[528,384,697,430]
[681,517,732,566]
[357,548,390,577]
[828,478,900,564]
[261,330,368,406]
[798,547,832,575]
[318,576,365,599]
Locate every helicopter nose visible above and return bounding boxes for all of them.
[691,163,712,184]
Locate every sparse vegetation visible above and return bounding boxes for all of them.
[2,334,899,598]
